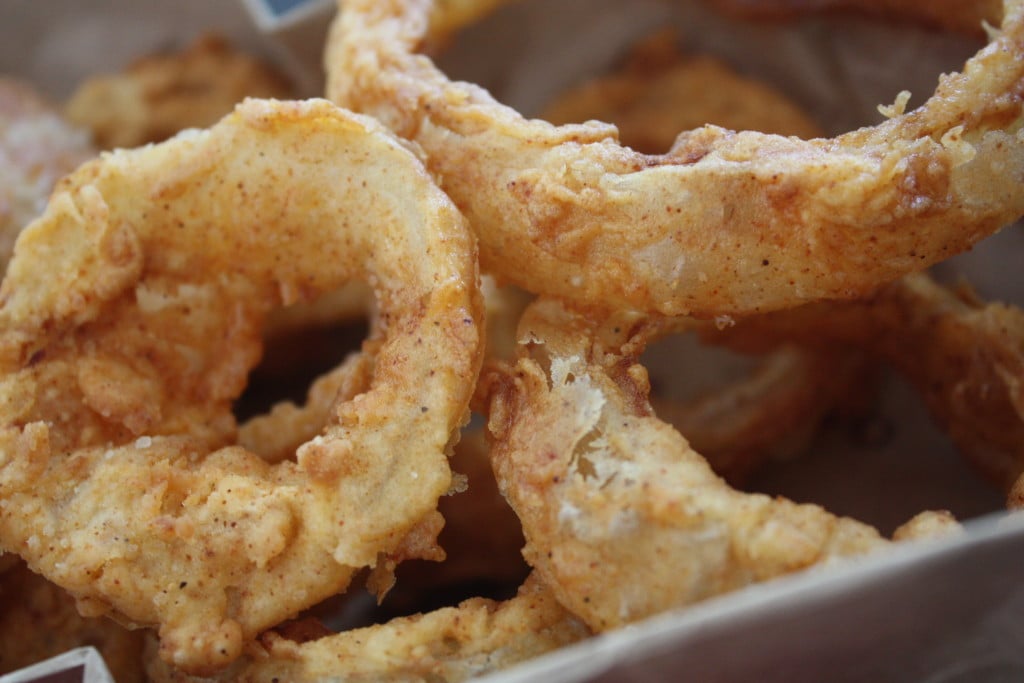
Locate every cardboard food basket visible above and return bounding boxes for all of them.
[1,1,1022,681]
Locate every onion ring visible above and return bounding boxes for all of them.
[64,33,294,150]
[480,297,959,631]
[0,560,145,683]
[703,272,1024,493]
[327,0,1024,316]
[0,98,483,673]
[540,32,873,482]
[0,78,95,576]
[144,573,588,683]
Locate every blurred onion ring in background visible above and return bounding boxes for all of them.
[0,99,483,674]
[144,573,588,683]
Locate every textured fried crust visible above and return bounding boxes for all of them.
[144,574,588,683]
[0,561,145,683]
[703,273,1024,493]
[239,349,378,465]
[65,33,294,150]
[707,0,1002,37]
[0,78,94,274]
[541,32,872,482]
[262,281,374,340]
[327,0,1024,316]
[0,99,483,673]
[482,299,894,632]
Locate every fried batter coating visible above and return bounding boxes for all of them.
[328,0,1024,316]
[480,299,961,632]
[65,33,294,149]
[0,561,145,683]
[242,275,527,465]
[0,78,94,274]
[144,574,588,683]
[0,99,483,674]
[387,429,529,606]
[430,0,512,41]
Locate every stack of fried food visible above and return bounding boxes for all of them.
[1,1,1023,680]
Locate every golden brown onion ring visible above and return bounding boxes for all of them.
[327,0,1024,316]
[144,574,588,683]
[0,79,95,580]
[480,298,959,632]
[0,99,483,673]
[892,510,963,541]
[386,429,529,607]
[541,32,872,482]
[703,273,1024,493]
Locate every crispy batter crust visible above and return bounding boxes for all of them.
[0,561,145,683]
[482,299,921,632]
[0,78,94,274]
[327,0,1024,316]
[0,99,483,674]
[708,0,1002,37]
[704,273,1024,492]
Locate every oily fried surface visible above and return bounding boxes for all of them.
[384,429,530,611]
[483,299,892,632]
[145,574,588,683]
[64,33,295,150]
[0,78,94,274]
[328,0,1024,316]
[0,561,145,683]
[0,99,483,674]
